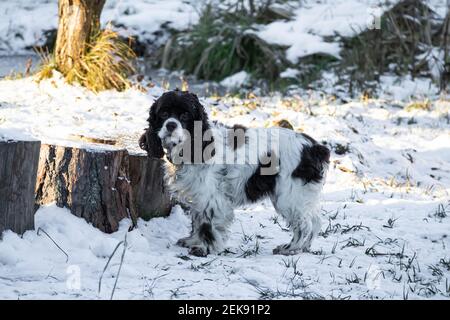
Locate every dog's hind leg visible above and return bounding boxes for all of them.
[272,210,321,255]
[271,185,322,255]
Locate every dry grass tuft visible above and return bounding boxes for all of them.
[405,100,431,111]
[35,47,56,82]
[66,29,136,92]
[36,29,136,93]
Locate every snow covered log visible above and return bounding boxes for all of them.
[0,139,41,235]
[35,144,138,233]
[129,155,171,221]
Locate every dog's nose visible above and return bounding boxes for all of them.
[166,121,177,132]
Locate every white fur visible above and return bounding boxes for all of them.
[161,124,327,256]
[158,118,186,147]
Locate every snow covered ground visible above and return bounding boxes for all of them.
[0,74,449,299]
[0,0,199,54]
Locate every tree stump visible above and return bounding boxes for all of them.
[0,139,41,235]
[35,144,137,233]
[129,155,171,221]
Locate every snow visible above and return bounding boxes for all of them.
[1,0,447,77]
[0,127,37,142]
[257,0,390,62]
[0,0,198,54]
[257,0,448,63]
[0,71,163,153]
[0,1,57,54]
[101,0,198,42]
[280,68,300,79]
[378,75,440,101]
[0,0,449,300]
[220,71,250,88]
[0,75,449,299]
[430,0,450,18]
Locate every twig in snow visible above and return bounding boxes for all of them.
[37,227,69,263]
[143,273,170,298]
[110,234,128,300]
[98,236,125,295]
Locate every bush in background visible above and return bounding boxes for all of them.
[160,1,289,85]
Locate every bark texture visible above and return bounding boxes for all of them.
[35,145,171,233]
[0,140,41,235]
[129,155,171,221]
[35,144,137,233]
[54,0,106,74]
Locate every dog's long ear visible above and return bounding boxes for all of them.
[187,92,215,162]
[139,102,164,158]
[188,93,210,130]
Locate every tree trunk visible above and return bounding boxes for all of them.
[0,140,41,235]
[129,155,172,221]
[35,144,137,233]
[54,0,106,74]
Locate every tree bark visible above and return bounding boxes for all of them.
[54,0,106,74]
[35,145,171,233]
[0,140,41,235]
[35,144,137,233]
[129,155,172,221]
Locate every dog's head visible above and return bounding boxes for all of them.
[139,90,213,163]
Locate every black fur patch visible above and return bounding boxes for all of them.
[227,124,248,150]
[139,127,164,158]
[292,144,330,184]
[245,154,278,202]
[198,223,215,245]
[138,131,148,151]
[300,132,317,145]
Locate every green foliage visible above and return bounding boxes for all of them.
[161,3,288,84]
[295,54,339,87]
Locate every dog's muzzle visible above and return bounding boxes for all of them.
[158,118,186,162]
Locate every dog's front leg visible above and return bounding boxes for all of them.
[177,205,231,257]
[176,209,203,249]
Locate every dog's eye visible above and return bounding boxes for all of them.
[160,111,169,120]
[180,112,190,122]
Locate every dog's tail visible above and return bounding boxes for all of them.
[292,143,330,184]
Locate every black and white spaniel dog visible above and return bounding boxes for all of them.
[139,90,330,257]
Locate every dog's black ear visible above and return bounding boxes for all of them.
[187,92,215,162]
[186,92,209,128]
[140,128,164,158]
[139,102,164,158]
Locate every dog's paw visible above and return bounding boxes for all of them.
[189,246,208,257]
[176,236,200,248]
[176,237,191,248]
[273,244,303,256]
